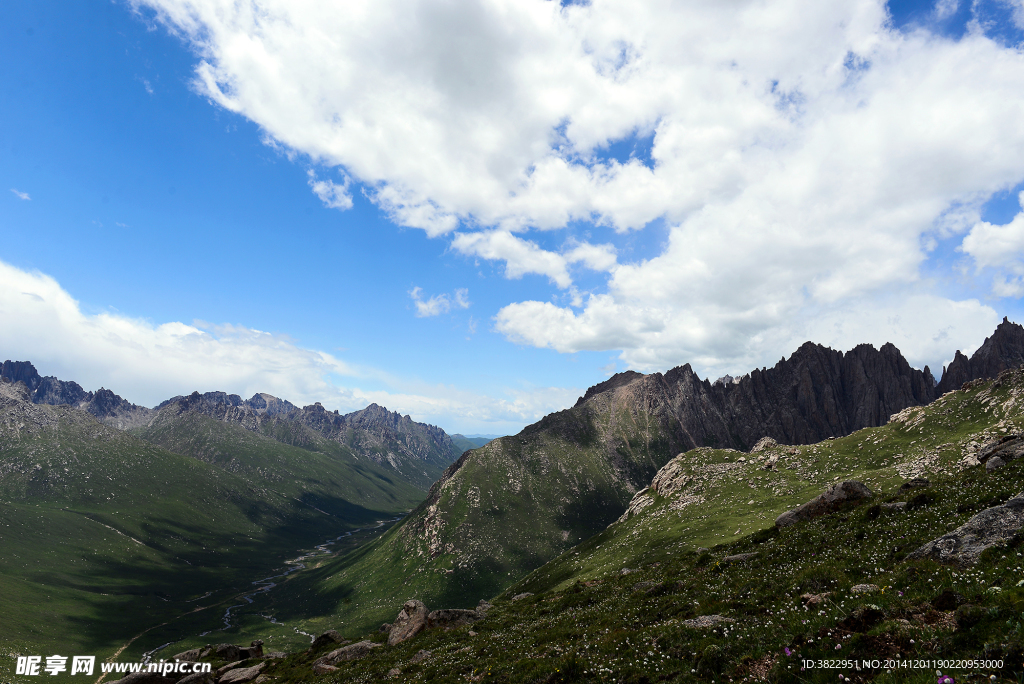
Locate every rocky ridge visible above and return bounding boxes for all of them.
[0,362,461,488]
[147,392,459,484]
[284,321,1024,632]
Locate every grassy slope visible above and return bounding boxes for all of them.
[238,397,677,638]
[512,375,1002,594]
[0,400,423,667]
[133,411,425,516]
[245,370,1024,683]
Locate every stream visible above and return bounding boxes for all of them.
[140,516,403,663]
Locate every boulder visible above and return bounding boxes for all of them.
[426,609,481,630]
[850,584,880,594]
[775,481,874,528]
[681,615,736,629]
[171,649,202,663]
[388,600,429,646]
[212,645,241,662]
[219,663,265,684]
[907,493,1024,566]
[723,552,758,563]
[978,435,1024,464]
[238,642,263,660]
[176,672,213,684]
[800,592,831,606]
[312,664,338,675]
[316,641,380,665]
[215,662,244,678]
[899,477,930,491]
[310,631,347,651]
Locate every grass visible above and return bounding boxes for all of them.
[0,397,424,666]
[223,369,1024,682]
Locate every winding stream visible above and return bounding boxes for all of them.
[140,516,403,663]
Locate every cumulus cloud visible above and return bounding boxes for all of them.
[307,170,353,210]
[10,189,30,200]
[409,286,471,317]
[0,260,567,432]
[960,192,1024,297]
[131,0,1024,375]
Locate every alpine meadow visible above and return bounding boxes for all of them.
[5,1,1024,683]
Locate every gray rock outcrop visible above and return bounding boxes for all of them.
[218,663,265,684]
[907,493,1024,566]
[315,641,380,666]
[388,600,429,646]
[978,435,1024,465]
[775,481,874,528]
[310,630,346,651]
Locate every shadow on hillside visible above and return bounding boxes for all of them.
[50,494,409,654]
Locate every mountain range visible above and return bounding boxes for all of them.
[0,362,462,489]
[2,318,1024,666]
[254,318,1024,639]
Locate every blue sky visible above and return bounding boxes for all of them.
[2,0,1024,434]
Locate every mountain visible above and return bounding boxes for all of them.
[0,360,152,429]
[449,433,495,452]
[0,376,422,662]
[0,362,463,489]
[175,364,1024,681]
[252,320,1024,637]
[145,391,460,489]
[936,316,1024,393]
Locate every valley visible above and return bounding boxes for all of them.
[3,320,1024,681]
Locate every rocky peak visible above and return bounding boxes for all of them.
[936,317,1024,395]
[574,371,645,407]
[0,360,147,425]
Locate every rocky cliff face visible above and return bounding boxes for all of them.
[149,391,460,487]
[1,363,461,489]
[0,361,152,429]
[339,319,1024,616]
[936,317,1024,394]
[566,319,1024,453]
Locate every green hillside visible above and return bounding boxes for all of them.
[211,396,677,640]
[132,410,425,517]
[222,368,1024,683]
[0,381,423,666]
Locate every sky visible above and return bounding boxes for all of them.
[2,0,1024,435]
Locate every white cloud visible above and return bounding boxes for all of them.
[960,191,1024,295]
[409,286,470,317]
[997,0,1024,29]
[132,0,1024,375]
[452,230,572,287]
[10,189,30,201]
[307,170,353,210]
[0,260,562,433]
[934,0,960,20]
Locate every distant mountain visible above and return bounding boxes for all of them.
[449,433,495,453]
[0,360,151,429]
[0,375,422,661]
[0,363,462,490]
[281,319,1024,632]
